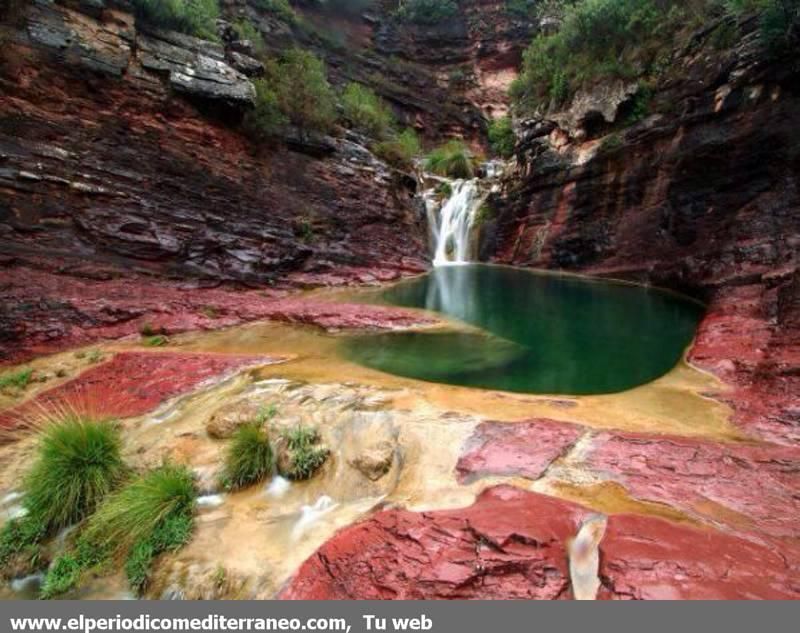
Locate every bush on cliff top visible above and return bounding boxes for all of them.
[341,83,395,140]
[511,0,799,113]
[131,0,220,41]
[373,128,422,170]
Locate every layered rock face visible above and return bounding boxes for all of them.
[486,22,800,442]
[0,0,431,359]
[1,1,426,282]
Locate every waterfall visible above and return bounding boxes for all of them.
[429,180,484,266]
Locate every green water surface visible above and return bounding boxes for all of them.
[340,265,704,395]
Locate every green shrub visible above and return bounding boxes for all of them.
[280,425,328,480]
[130,0,220,41]
[0,368,32,390]
[424,140,474,179]
[244,79,289,140]
[261,49,338,134]
[395,0,459,24]
[144,335,169,347]
[372,128,422,169]
[758,0,800,57]
[220,422,274,491]
[341,83,395,140]
[23,416,126,534]
[511,0,689,112]
[488,116,516,158]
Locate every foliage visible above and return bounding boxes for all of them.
[372,128,422,170]
[0,368,32,390]
[244,78,289,140]
[281,425,328,480]
[394,0,459,24]
[341,83,395,140]
[125,511,193,593]
[83,464,196,561]
[220,422,274,491]
[251,49,337,135]
[23,416,126,534]
[0,516,46,573]
[599,132,623,152]
[511,0,682,112]
[251,0,297,23]
[130,0,220,41]
[232,19,266,54]
[487,116,516,158]
[424,140,474,179]
[473,201,495,226]
[39,465,195,598]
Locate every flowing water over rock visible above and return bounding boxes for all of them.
[429,180,485,266]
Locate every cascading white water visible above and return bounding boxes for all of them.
[430,179,484,266]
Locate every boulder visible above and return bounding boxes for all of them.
[206,401,262,439]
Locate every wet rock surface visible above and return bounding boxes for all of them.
[456,419,583,483]
[0,351,278,428]
[282,486,588,600]
[0,263,435,364]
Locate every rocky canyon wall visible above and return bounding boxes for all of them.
[484,19,800,443]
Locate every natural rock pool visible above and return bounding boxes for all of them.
[341,265,704,395]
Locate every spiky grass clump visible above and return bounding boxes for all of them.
[23,415,126,534]
[280,425,328,481]
[84,464,196,558]
[42,464,197,598]
[220,422,274,491]
[424,140,475,179]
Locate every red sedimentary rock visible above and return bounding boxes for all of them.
[0,351,277,428]
[456,418,583,482]
[281,486,589,600]
[282,486,800,600]
[599,514,800,600]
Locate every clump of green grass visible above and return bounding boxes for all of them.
[124,511,193,593]
[40,465,196,598]
[39,464,198,598]
[0,368,32,390]
[220,422,274,491]
[83,464,196,558]
[0,515,46,574]
[86,350,104,364]
[424,140,475,179]
[341,83,395,140]
[252,0,297,24]
[280,425,328,481]
[144,335,169,347]
[372,128,422,170]
[23,416,127,534]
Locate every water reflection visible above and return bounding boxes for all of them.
[342,265,703,395]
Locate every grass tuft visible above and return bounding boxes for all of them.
[23,415,126,534]
[280,425,328,481]
[220,422,274,491]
